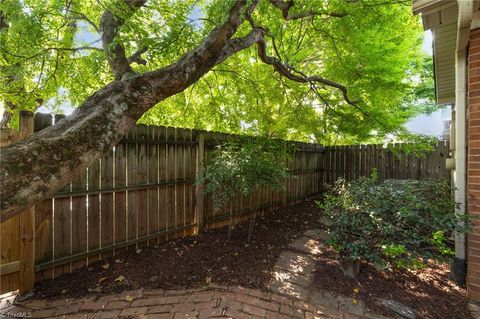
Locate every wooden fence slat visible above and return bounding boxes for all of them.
[114,136,127,249]
[33,113,52,132]
[88,160,101,262]
[186,129,196,232]
[34,200,52,265]
[101,149,114,255]
[166,127,176,237]
[192,132,205,233]
[70,168,87,270]
[148,126,159,244]
[137,125,149,245]
[176,129,186,233]
[158,127,167,235]
[127,127,138,244]
[53,182,71,274]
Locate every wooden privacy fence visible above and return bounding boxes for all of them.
[322,143,451,184]
[0,112,450,294]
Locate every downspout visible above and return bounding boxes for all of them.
[453,0,473,285]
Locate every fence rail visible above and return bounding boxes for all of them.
[0,112,450,294]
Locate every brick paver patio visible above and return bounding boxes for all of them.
[1,284,372,319]
[0,229,391,318]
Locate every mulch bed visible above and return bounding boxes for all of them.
[34,200,323,299]
[33,200,471,319]
[313,247,471,319]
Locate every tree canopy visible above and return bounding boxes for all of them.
[0,0,434,221]
[1,0,431,144]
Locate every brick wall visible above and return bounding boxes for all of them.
[468,28,480,302]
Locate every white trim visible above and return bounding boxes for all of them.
[454,0,474,262]
[454,50,466,260]
[413,0,456,15]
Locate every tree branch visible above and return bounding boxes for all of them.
[67,9,100,33]
[215,28,266,66]
[1,45,103,60]
[269,0,347,20]
[255,38,358,106]
[100,0,147,80]
[127,46,148,65]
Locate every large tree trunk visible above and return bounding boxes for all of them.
[0,0,264,222]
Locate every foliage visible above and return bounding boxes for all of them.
[319,173,470,275]
[198,138,289,209]
[1,0,433,144]
[384,130,439,157]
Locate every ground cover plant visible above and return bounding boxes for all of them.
[319,173,471,278]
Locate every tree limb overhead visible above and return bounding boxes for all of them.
[269,0,347,20]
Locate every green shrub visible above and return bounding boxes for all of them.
[319,173,470,278]
[198,139,290,209]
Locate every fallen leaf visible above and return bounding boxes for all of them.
[136,249,142,254]
[125,295,134,302]
[205,276,212,284]
[61,289,68,294]
[115,275,125,283]
[102,263,110,269]
[353,288,359,294]
[352,299,357,304]
[98,277,108,284]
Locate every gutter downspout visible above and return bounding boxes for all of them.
[453,0,473,285]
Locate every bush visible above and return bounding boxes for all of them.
[319,173,470,278]
[198,138,290,209]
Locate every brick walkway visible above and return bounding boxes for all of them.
[266,229,389,319]
[0,229,391,318]
[1,284,361,319]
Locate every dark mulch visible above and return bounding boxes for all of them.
[313,248,471,319]
[33,199,471,319]
[34,200,323,299]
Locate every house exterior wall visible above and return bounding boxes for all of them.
[467,27,480,301]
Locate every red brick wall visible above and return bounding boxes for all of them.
[468,28,480,302]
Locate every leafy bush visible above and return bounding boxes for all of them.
[198,139,290,209]
[319,173,470,278]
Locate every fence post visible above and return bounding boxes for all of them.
[18,111,35,293]
[195,133,205,233]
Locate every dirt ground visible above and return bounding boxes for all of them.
[313,247,471,319]
[34,201,323,299]
[33,200,470,319]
